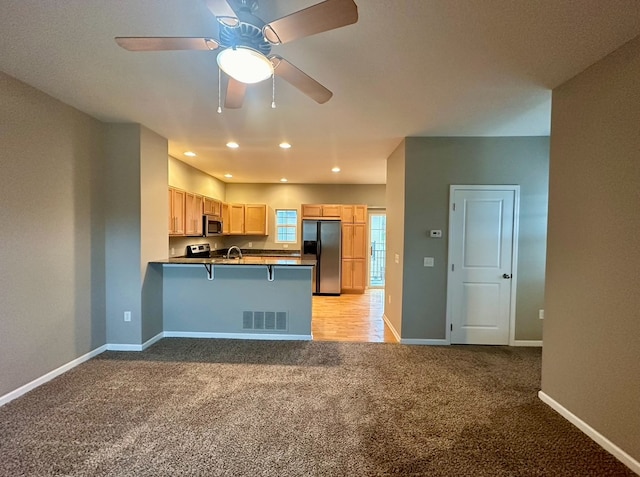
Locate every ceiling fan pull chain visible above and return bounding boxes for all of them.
[271,74,276,109]
[217,67,222,114]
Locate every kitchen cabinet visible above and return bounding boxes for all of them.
[341,259,366,292]
[203,197,222,217]
[342,223,367,259]
[244,204,268,235]
[185,192,203,236]
[226,203,268,235]
[341,204,367,224]
[228,204,245,235]
[222,203,230,234]
[168,187,186,235]
[341,206,367,293]
[301,204,341,218]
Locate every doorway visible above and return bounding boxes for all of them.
[446,186,519,345]
[368,212,386,288]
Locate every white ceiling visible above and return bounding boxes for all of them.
[2,1,640,184]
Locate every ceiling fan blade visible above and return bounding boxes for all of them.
[115,37,219,51]
[225,77,247,109]
[263,0,358,45]
[270,56,333,104]
[204,0,239,27]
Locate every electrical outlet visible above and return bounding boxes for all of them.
[124,311,131,322]
[394,253,399,264]
[248,242,253,248]
[283,244,289,248]
[388,295,391,304]
[539,309,544,320]
[171,247,175,255]
[213,243,217,250]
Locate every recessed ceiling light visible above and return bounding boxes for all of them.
[183,151,197,157]
[226,142,239,149]
[280,178,288,182]
[224,173,233,178]
[331,167,341,173]
[279,142,291,149]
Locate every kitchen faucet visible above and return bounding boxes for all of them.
[226,245,243,259]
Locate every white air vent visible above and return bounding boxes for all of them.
[242,311,288,331]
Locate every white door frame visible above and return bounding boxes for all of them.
[445,185,520,345]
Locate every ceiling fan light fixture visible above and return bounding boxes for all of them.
[217,46,274,84]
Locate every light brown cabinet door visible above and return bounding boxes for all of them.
[352,223,367,259]
[342,223,366,259]
[322,205,341,217]
[222,203,230,234]
[341,260,353,289]
[342,223,355,259]
[203,197,221,216]
[353,205,367,223]
[229,204,245,234]
[341,204,367,223]
[341,259,366,292]
[302,204,322,217]
[244,204,267,235]
[185,193,203,236]
[169,187,186,235]
[351,259,366,290]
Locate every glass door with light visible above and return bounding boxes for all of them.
[368,213,386,288]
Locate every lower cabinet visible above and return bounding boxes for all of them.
[342,259,366,292]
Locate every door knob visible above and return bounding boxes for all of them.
[502,273,512,279]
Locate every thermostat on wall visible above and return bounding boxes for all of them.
[430,230,443,238]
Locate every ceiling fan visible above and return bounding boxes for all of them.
[115,0,358,109]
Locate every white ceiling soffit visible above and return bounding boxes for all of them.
[1,1,639,184]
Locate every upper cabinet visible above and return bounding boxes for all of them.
[227,203,268,235]
[244,204,268,235]
[203,197,222,217]
[301,204,341,218]
[341,205,367,224]
[185,192,203,236]
[228,203,245,235]
[168,187,186,236]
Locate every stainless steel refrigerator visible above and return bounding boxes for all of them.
[302,220,341,295]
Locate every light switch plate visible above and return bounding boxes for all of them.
[424,257,434,267]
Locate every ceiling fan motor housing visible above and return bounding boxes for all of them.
[218,3,271,56]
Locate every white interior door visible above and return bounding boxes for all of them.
[447,186,518,345]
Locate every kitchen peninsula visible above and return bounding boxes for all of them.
[151,246,315,340]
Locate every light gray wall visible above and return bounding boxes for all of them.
[542,35,640,462]
[224,183,386,250]
[397,136,549,341]
[140,127,168,342]
[104,124,167,345]
[384,141,406,336]
[0,72,106,397]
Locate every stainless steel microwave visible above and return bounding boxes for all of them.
[203,215,223,236]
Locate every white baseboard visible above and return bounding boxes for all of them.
[106,331,164,351]
[164,331,312,341]
[511,340,543,347]
[538,391,640,475]
[382,314,402,342]
[401,338,450,346]
[0,344,108,407]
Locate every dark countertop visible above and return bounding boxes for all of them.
[152,257,315,266]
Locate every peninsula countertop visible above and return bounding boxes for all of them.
[151,256,316,266]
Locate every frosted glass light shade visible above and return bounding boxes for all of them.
[217,47,274,84]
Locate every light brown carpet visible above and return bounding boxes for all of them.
[0,339,633,476]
